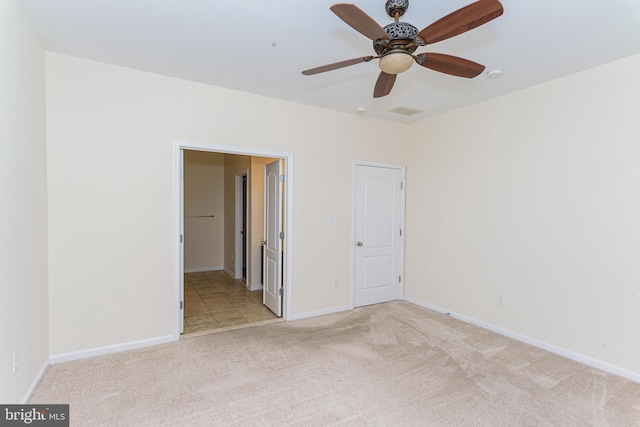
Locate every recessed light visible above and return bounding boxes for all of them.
[356,106,366,113]
[486,68,504,79]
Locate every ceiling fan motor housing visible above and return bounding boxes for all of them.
[374,22,419,56]
[384,22,417,39]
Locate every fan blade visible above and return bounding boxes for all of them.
[373,72,396,98]
[415,53,485,78]
[417,0,503,45]
[302,56,375,75]
[330,3,389,41]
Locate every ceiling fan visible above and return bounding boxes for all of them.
[302,0,503,98]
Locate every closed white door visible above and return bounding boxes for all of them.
[354,164,404,307]
[263,159,283,316]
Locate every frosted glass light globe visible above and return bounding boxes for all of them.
[379,52,414,74]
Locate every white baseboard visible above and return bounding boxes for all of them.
[184,266,223,273]
[248,283,263,291]
[288,304,352,321]
[403,296,640,384]
[21,357,51,403]
[223,267,235,278]
[49,335,176,365]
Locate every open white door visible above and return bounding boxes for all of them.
[263,159,283,316]
[354,164,404,307]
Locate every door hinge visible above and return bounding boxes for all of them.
[180,301,183,310]
[400,229,402,236]
[278,288,283,296]
[279,231,285,239]
[279,174,285,183]
[399,275,402,283]
[180,234,183,243]
[401,181,403,190]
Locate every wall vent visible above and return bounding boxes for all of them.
[389,106,423,116]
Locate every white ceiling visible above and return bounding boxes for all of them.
[17,0,640,124]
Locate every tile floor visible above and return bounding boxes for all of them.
[182,270,279,335]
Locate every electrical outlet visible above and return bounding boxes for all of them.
[12,351,18,374]
[497,295,504,306]
[333,280,339,288]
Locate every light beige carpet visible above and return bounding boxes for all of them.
[31,301,640,426]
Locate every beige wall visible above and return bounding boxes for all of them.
[45,52,409,356]
[183,150,225,272]
[404,53,640,376]
[0,0,49,402]
[40,45,640,380]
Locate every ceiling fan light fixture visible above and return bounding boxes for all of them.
[303,0,505,97]
[379,51,414,74]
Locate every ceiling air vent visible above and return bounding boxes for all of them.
[389,106,423,116]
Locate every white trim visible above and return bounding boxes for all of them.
[353,160,407,170]
[174,146,184,335]
[248,283,264,291]
[21,357,50,403]
[288,305,352,321]
[184,266,224,273]
[403,296,640,384]
[174,140,293,335]
[351,161,406,309]
[49,335,175,364]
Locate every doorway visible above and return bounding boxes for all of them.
[173,141,292,338]
[235,172,248,284]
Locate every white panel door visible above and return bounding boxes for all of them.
[354,164,404,307]
[263,160,283,316]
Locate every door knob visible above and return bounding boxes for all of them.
[356,241,363,246]
[261,240,267,246]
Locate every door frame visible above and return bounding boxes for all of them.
[351,160,406,308]
[234,171,249,282]
[173,140,293,339]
